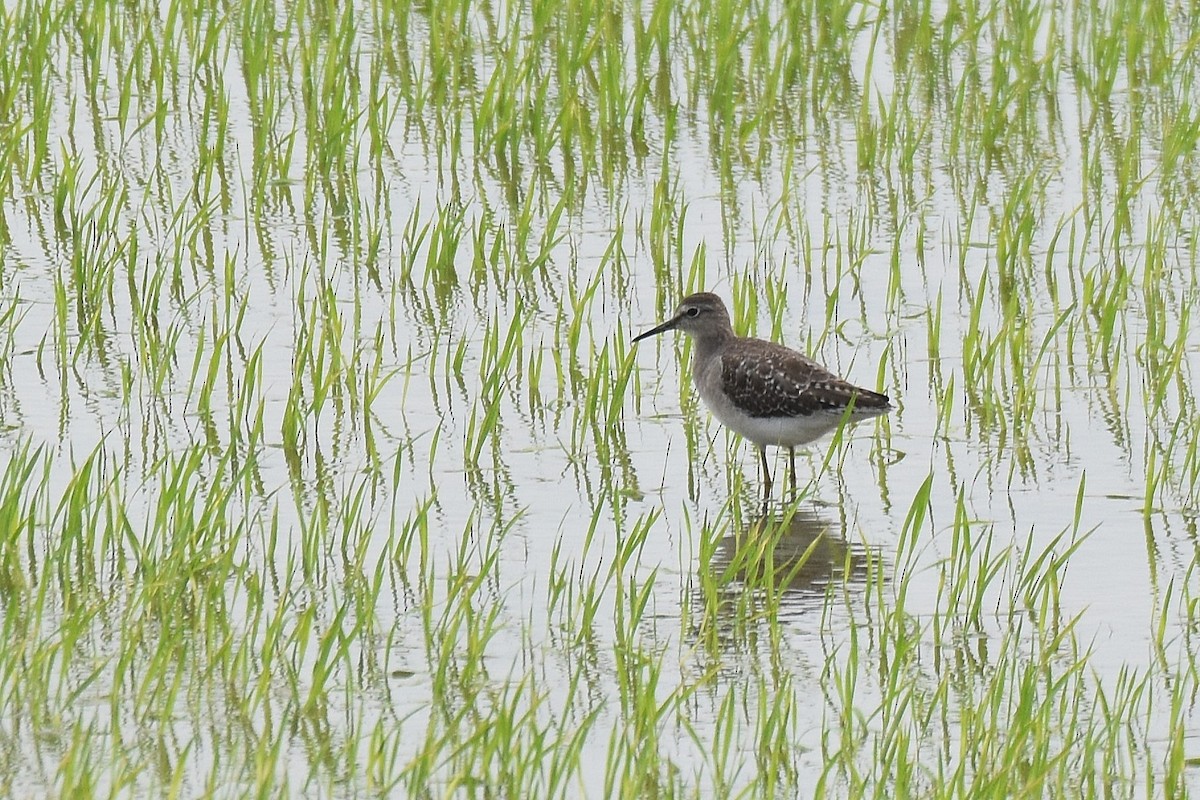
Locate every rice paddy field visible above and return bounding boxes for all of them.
[2,0,1200,796]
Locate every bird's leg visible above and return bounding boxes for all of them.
[759,446,773,501]
[788,446,797,494]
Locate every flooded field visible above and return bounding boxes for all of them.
[1,0,1199,796]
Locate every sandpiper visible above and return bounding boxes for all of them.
[633,292,892,498]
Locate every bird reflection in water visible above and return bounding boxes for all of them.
[719,508,874,591]
[689,504,883,653]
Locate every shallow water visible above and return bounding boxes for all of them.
[1,0,1199,795]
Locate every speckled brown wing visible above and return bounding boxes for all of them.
[719,339,891,419]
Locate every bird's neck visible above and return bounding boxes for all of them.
[691,328,734,365]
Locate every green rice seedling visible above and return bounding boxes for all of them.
[1135,215,1192,430]
[464,303,525,473]
[562,265,605,386]
[0,438,47,596]
[421,201,466,298]
[815,475,1154,798]
[1077,253,1131,380]
[297,0,361,176]
[611,511,658,653]
[0,286,26,390]
[937,490,1008,635]
[645,170,691,302]
[571,343,628,496]
[545,505,611,640]
[126,252,178,395]
[14,0,60,185]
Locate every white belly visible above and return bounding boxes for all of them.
[705,397,845,446]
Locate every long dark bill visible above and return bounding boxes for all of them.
[632,314,683,343]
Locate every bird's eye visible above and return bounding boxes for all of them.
[685,307,700,317]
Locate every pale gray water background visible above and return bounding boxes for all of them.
[0,0,1198,795]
